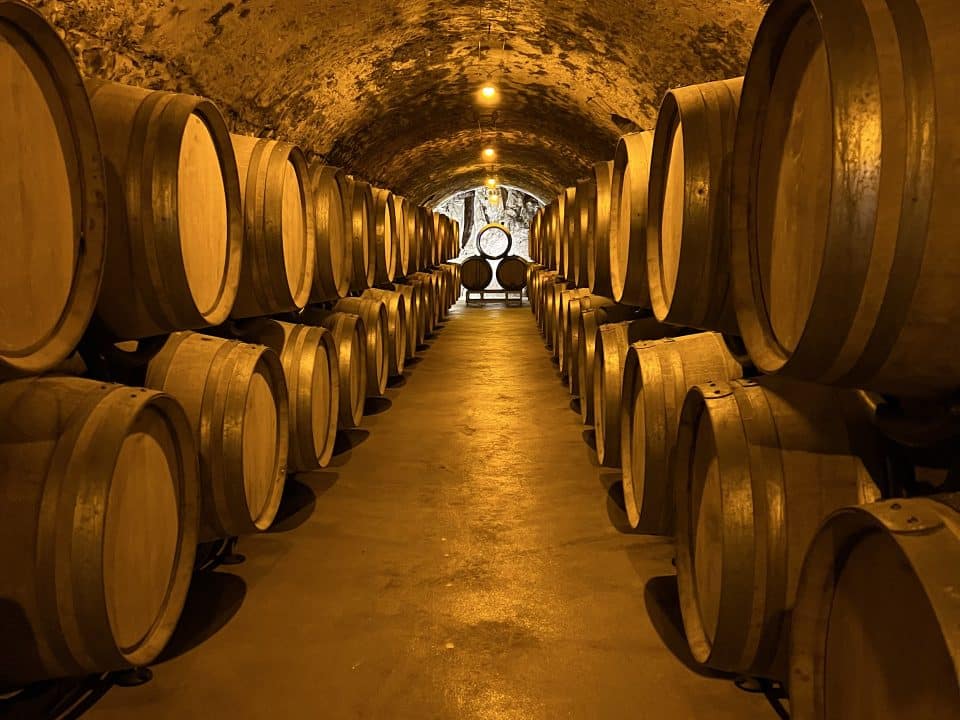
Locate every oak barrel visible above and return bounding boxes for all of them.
[790,495,960,719]
[496,256,528,292]
[620,332,743,534]
[362,289,407,377]
[389,283,420,358]
[461,256,493,292]
[573,178,595,289]
[86,80,242,339]
[648,77,742,334]
[609,131,654,306]
[0,377,198,686]
[559,187,577,279]
[308,311,366,429]
[674,376,883,679]
[731,0,960,396]
[333,297,389,396]
[394,196,412,278]
[593,318,674,465]
[0,1,106,375]
[146,332,288,540]
[232,319,339,471]
[566,294,615,398]
[588,161,615,297]
[230,134,315,318]
[337,175,375,291]
[576,303,639,424]
[558,288,591,379]
[371,187,398,284]
[307,164,351,301]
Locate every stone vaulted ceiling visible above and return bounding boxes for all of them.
[28,0,767,204]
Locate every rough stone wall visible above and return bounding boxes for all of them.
[24,0,766,204]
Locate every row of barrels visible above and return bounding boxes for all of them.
[0,265,461,689]
[0,1,463,690]
[1,0,459,379]
[527,267,960,717]
[527,0,960,708]
[530,0,960,400]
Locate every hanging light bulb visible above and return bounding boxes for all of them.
[481,84,497,99]
[483,147,496,160]
[486,177,498,187]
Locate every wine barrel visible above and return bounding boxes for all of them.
[0,377,198,686]
[609,131,654,306]
[566,294,615,398]
[334,297,389,396]
[647,77,742,334]
[593,318,675,465]
[620,332,743,534]
[0,1,106,375]
[559,187,577,279]
[588,161,615,297]
[308,164,351,301]
[232,319,338,471]
[790,495,960,719]
[461,257,493,292]
[577,302,640,424]
[530,209,543,265]
[86,80,242,339]
[497,256,528,291]
[533,270,559,334]
[309,311,366,429]
[362,289,407,377]
[336,176,375,291]
[390,283,420,358]
[230,135,315,318]
[394,196,412,278]
[674,376,883,679]
[146,332,288,540]
[405,200,421,274]
[541,203,558,271]
[419,207,437,267]
[404,274,436,337]
[574,178,595,288]
[545,280,574,353]
[563,185,581,285]
[432,269,449,320]
[558,288,592,378]
[371,187,397,284]
[731,0,960,396]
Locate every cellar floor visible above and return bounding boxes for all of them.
[87,301,773,720]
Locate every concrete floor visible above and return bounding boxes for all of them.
[88,302,774,720]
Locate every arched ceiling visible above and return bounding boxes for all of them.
[29,0,766,204]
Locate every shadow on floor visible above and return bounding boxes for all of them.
[364,397,392,416]
[267,478,317,533]
[602,474,639,534]
[643,575,735,680]
[296,470,339,497]
[405,356,424,367]
[416,343,432,351]
[582,428,598,452]
[330,429,370,462]
[156,571,247,665]
[569,397,581,415]
[387,375,407,389]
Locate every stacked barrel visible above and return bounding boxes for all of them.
[529,0,960,712]
[0,0,460,690]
